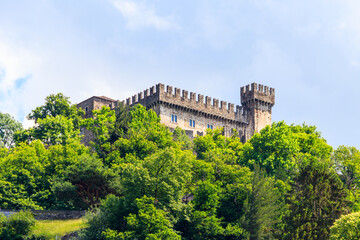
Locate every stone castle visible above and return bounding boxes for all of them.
[77,83,275,144]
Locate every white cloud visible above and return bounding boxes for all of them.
[111,0,177,30]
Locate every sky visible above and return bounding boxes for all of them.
[0,0,360,148]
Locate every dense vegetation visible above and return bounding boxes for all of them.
[0,93,359,239]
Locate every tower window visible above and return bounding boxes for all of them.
[190,119,196,127]
[207,124,213,130]
[171,114,177,123]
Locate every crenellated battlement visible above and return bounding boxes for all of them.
[240,82,275,106]
[123,83,246,122]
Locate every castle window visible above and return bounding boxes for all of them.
[207,124,213,130]
[171,114,177,123]
[85,107,88,112]
[190,119,196,127]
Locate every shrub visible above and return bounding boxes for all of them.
[0,211,35,240]
[330,211,360,240]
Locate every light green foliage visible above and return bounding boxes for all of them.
[330,211,360,240]
[102,196,181,240]
[240,121,332,180]
[28,93,84,127]
[32,115,81,146]
[332,146,360,211]
[16,93,84,146]
[0,211,35,240]
[81,106,116,159]
[120,148,193,207]
[172,127,193,150]
[106,105,173,165]
[0,112,23,148]
[0,141,47,209]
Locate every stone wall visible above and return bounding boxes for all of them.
[0,210,85,220]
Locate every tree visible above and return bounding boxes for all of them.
[102,196,181,240]
[240,122,332,180]
[330,211,360,240]
[28,93,84,127]
[33,115,81,146]
[283,156,349,239]
[241,165,282,240]
[0,112,23,148]
[81,106,116,159]
[54,154,119,209]
[332,145,360,211]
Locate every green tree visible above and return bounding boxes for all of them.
[283,156,349,240]
[241,165,282,240]
[240,122,332,180]
[332,146,360,211]
[330,211,360,240]
[54,154,119,209]
[81,106,116,159]
[0,112,23,148]
[31,115,81,146]
[28,93,84,127]
[102,196,181,240]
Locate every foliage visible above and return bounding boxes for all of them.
[283,156,349,240]
[102,196,181,240]
[54,154,119,209]
[240,121,332,180]
[332,145,360,211]
[28,93,84,127]
[330,211,360,240]
[81,106,116,159]
[242,165,282,240]
[0,112,23,148]
[0,211,35,240]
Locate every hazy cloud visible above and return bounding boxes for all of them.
[111,0,177,30]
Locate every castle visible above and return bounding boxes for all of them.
[77,83,275,144]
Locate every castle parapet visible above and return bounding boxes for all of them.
[124,83,245,121]
[240,82,275,106]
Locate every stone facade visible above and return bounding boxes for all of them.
[77,83,275,143]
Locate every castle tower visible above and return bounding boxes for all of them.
[241,83,275,139]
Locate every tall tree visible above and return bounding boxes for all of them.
[283,156,349,240]
[28,93,84,127]
[332,145,360,211]
[0,112,23,148]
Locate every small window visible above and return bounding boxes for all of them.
[190,119,196,127]
[207,124,213,130]
[171,114,177,123]
[85,106,88,112]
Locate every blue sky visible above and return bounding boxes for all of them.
[0,0,359,148]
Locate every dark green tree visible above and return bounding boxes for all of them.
[283,156,349,239]
[54,154,119,209]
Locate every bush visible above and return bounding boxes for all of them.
[0,211,36,240]
[330,211,360,240]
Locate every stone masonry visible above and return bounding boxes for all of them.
[77,83,275,144]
